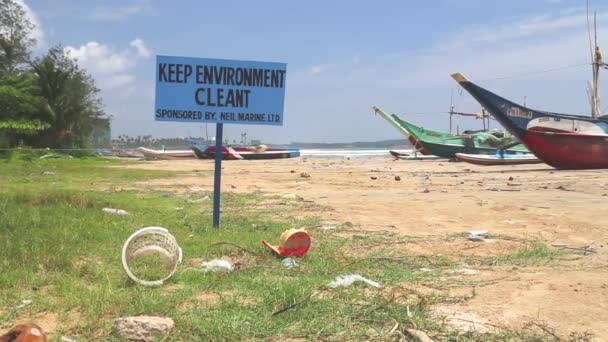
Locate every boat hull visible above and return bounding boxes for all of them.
[192,145,300,160]
[137,147,195,160]
[417,139,527,159]
[522,130,608,169]
[455,153,542,166]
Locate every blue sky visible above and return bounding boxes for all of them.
[23,0,608,143]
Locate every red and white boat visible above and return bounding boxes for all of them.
[137,147,196,160]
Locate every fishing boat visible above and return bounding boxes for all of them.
[373,106,433,155]
[455,153,542,166]
[451,73,608,169]
[374,106,528,158]
[192,145,300,160]
[137,147,196,160]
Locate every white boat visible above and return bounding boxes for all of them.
[455,153,542,166]
[137,147,195,160]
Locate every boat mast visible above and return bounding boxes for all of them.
[592,12,601,118]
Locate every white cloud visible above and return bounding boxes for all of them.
[130,38,151,58]
[310,64,333,75]
[91,1,151,21]
[65,39,152,91]
[14,0,44,47]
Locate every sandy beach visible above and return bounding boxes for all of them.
[121,155,608,338]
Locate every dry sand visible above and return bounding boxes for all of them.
[122,156,608,339]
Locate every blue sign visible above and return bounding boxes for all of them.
[155,55,287,126]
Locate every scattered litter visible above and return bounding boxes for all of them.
[394,175,401,181]
[174,207,184,211]
[187,196,209,204]
[41,171,55,176]
[61,336,78,342]
[318,225,336,231]
[281,193,299,200]
[263,229,311,257]
[328,274,381,289]
[122,227,183,286]
[15,299,33,309]
[201,259,235,273]
[418,268,433,273]
[102,208,129,215]
[281,258,299,269]
[40,154,57,159]
[466,230,489,241]
[448,268,480,276]
[300,172,311,178]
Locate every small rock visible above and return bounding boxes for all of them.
[508,176,514,181]
[230,185,237,189]
[114,316,174,342]
[290,170,296,173]
[300,172,311,178]
[370,176,378,180]
[394,175,401,181]
[422,189,430,193]
[281,193,299,200]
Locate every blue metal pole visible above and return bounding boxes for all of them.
[212,123,223,228]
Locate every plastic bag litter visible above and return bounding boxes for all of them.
[102,208,129,215]
[318,226,336,231]
[201,259,234,273]
[281,194,299,200]
[187,196,210,204]
[327,274,381,289]
[15,299,33,309]
[281,258,298,269]
[466,230,489,241]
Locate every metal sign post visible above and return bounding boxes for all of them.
[154,56,287,229]
[212,123,223,228]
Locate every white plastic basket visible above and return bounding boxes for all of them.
[121,227,183,286]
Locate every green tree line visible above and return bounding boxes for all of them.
[0,0,108,148]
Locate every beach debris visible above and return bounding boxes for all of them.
[102,208,129,215]
[121,227,183,287]
[394,175,401,181]
[114,316,174,342]
[448,268,480,276]
[466,230,489,241]
[186,196,209,203]
[41,171,55,176]
[1,323,47,342]
[281,257,299,269]
[40,154,58,159]
[370,176,378,180]
[300,172,311,178]
[15,299,33,309]
[318,225,336,231]
[281,193,300,200]
[406,329,435,342]
[327,274,381,289]
[201,259,235,273]
[262,228,311,257]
